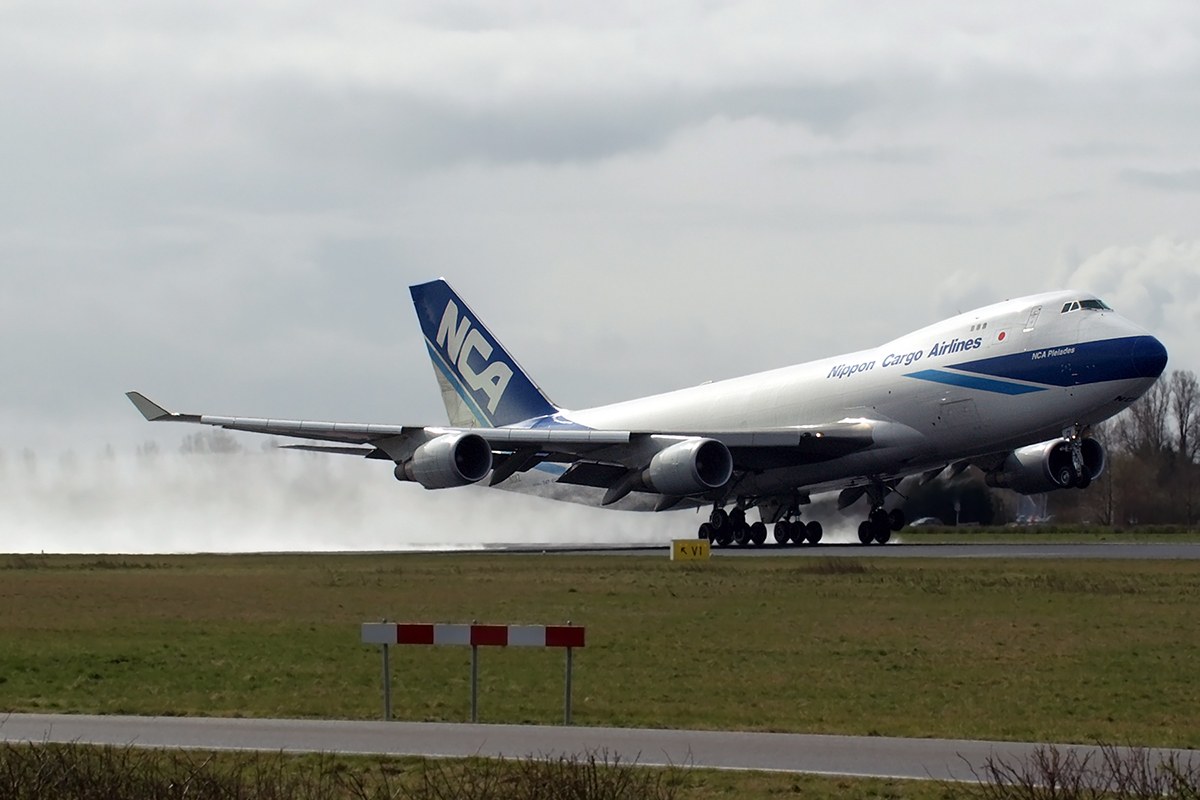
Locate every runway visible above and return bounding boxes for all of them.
[712,541,1200,559]
[488,542,1200,559]
[2,714,1196,782]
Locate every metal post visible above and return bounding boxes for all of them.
[564,646,573,726]
[470,644,479,723]
[382,643,392,721]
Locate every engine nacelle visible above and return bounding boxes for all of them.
[643,438,733,496]
[395,432,493,489]
[984,437,1106,494]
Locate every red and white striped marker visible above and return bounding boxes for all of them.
[361,622,585,648]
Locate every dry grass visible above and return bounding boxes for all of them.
[0,742,688,800]
[956,744,1200,800]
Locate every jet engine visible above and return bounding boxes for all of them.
[984,437,1106,494]
[642,438,733,496]
[395,432,493,489]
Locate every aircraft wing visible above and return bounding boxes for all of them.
[126,392,629,453]
[126,392,873,473]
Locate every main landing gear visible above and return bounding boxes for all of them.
[698,507,767,547]
[774,517,823,546]
[857,507,905,545]
[699,504,821,547]
[773,499,822,545]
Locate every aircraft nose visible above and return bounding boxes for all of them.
[1131,335,1168,379]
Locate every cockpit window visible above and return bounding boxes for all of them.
[1061,299,1112,313]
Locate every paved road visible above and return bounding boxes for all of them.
[488,542,1200,559]
[2,714,1195,782]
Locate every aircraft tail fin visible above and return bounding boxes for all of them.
[409,279,559,428]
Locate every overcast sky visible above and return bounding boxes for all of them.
[4,1,1200,456]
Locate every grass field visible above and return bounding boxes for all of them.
[1,552,1198,750]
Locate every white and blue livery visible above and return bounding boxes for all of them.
[128,281,1167,545]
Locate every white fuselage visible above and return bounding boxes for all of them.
[526,291,1162,504]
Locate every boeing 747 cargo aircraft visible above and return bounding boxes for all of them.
[129,280,1167,546]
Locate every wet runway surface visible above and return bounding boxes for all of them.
[3,714,1196,781]
[485,542,1200,559]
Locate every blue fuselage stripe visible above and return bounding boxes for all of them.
[904,369,1047,395]
[952,336,1150,387]
[904,335,1160,395]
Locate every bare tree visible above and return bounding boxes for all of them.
[1170,370,1200,463]
[1168,370,1200,523]
[1115,377,1170,455]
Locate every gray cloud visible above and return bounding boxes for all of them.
[1120,168,1200,192]
[3,2,1200,551]
[224,81,880,176]
[1050,141,1154,159]
[779,144,943,168]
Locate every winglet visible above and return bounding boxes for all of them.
[126,391,173,421]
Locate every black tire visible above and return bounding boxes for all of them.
[715,528,733,547]
[698,522,714,541]
[874,525,891,545]
[806,520,823,544]
[1056,464,1077,487]
[868,507,889,530]
[729,507,746,528]
[1076,471,1091,489]
[888,508,906,532]
[773,520,791,544]
[858,520,874,544]
[733,523,750,546]
[710,508,729,528]
[749,521,767,545]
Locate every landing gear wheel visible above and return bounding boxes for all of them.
[729,507,746,528]
[1076,471,1091,489]
[715,528,733,547]
[698,522,714,541]
[749,521,767,546]
[773,520,791,544]
[806,520,823,544]
[733,523,751,546]
[1056,464,1077,488]
[873,525,891,545]
[710,508,729,529]
[868,507,890,530]
[858,521,874,545]
[888,508,906,532]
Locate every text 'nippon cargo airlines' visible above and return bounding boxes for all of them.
[129,279,1167,546]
